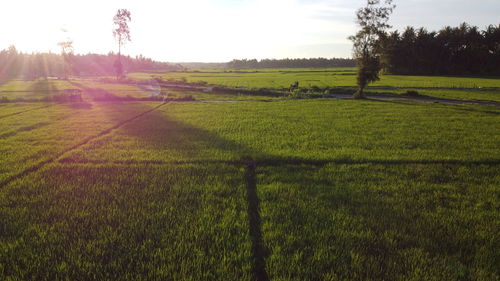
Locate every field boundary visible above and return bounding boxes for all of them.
[0,102,168,188]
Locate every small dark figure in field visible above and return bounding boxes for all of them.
[289,81,299,92]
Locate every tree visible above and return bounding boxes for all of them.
[58,29,74,79]
[113,9,131,79]
[349,0,395,99]
[378,23,500,76]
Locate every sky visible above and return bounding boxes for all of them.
[1,0,499,62]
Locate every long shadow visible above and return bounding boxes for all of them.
[59,106,500,280]
[56,103,500,169]
[0,103,166,188]
[245,162,270,281]
[93,108,274,280]
[28,79,59,97]
[254,163,500,280]
[0,107,93,139]
[60,107,274,280]
[0,104,53,120]
[0,122,51,139]
[70,81,175,102]
[69,81,117,101]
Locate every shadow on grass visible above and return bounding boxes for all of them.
[257,164,499,280]
[0,122,51,139]
[245,163,270,281]
[72,108,274,280]
[62,107,500,280]
[61,106,500,166]
[28,79,59,93]
[69,81,118,101]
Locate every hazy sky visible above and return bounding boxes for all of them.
[1,0,499,62]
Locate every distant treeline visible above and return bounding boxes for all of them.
[0,46,181,79]
[226,58,356,69]
[380,23,500,75]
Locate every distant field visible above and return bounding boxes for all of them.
[2,69,500,102]
[130,68,500,102]
[130,68,500,88]
[1,71,499,280]
[0,79,159,101]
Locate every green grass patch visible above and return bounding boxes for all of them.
[64,100,500,163]
[129,69,500,90]
[0,103,50,118]
[0,79,74,100]
[0,163,252,280]
[0,102,160,183]
[258,163,499,280]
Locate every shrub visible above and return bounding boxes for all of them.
[310,85,322,92]
[405,90,420,97]
[287,89,322,99]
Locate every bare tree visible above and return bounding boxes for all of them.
[113,9,131,79]
[58,28,74,79]
[349,0,395,99]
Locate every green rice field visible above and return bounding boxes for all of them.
[0,70,499,280]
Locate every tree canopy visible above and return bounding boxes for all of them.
[226,58,355,69]
[0,48,179,80]
[379,23,500,75]
[349,0,395,99]
[113,9,132,79]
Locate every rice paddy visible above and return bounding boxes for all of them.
[0,70,499,280]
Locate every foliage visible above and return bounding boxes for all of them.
[113,9,132,79]
[0,48,180,79]
[349,0,395,98]
[113,9,132,54]
[227,58,355,68]
[404,90,420,97]
[57,30,75,79]
[379,23,500,75]
[287,88,320,99]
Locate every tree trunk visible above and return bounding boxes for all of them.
[353,86,366,99]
